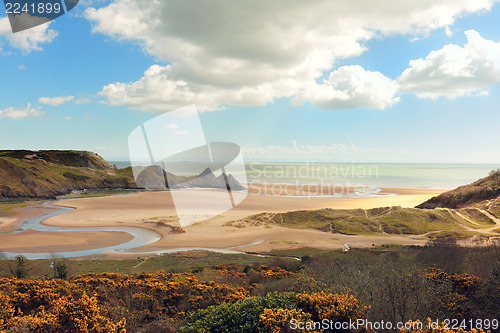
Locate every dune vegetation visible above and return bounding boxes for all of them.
[0,243,499,332]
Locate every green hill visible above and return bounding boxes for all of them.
[0,150,136,198]
[416,169,500,209]
[225,206,487,239]
[0,150,245,199]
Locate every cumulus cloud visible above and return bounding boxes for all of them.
[86,0,497,112]
[293,65,400,110]
[38,95,75,106]
[398,30,500,99]
[0,17,58,53]
[100,64,294,111]
[74,96,93,104]
[0,103,45,120]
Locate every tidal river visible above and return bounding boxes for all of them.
[4,200,249,260]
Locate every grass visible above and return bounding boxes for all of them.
[0,251,290,278]
[427,230,480,239]
[63,189,139,199]
[417,169,500,209]
[265,247,331,258]
[486,201,500,219]
[0,153,135,199]
[0,201,36,218]
[224,213,274,228]
[0,243,497,281]
[228,209,381,235]
[446,209,493,229]
[458,208,495,226]
[376,208,458,235]
[269,240,299,245]
[230,206,477,237]
[273,209,380,235]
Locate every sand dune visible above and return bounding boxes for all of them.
[0,185,445,257]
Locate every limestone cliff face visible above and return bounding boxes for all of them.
[135,166,246,190]
[182,168,246,191]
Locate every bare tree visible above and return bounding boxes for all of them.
[9,255,31,279]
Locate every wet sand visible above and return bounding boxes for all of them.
[0,185,445,256]
[0,229,133,253]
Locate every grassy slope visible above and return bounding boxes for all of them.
[417,170,500,209]
[0,150,203,199]
[0,251,280,278]
[226,206,486,239]
[0,152,135,198]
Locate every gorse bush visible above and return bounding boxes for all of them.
[179,291,367,333]
[0,246,498,332]
[0,271,248,333]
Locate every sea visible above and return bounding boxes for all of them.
[110,161,499,190]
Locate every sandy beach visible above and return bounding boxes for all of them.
[0,229,133,253]
[0,185,446,257]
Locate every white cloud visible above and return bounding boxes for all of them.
[86,0,498,112]
[0,18,12,34]
[62,116,72,120]
[0,103,45,120]
[293,65,400,110]
[99,64,293,112]
[18,64,25,70]
[0,17,58,53]
[74,96,93,104]
[398,30,500,99]
[38,96,75,106]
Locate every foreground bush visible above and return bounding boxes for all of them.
[179,292,367,332]
[0,247,498,332]
[0,271,248,332]
[0,278,125,332]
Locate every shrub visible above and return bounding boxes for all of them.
[9,256,31,279]
[53,260,70,280]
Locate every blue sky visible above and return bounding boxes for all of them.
[1,0,500,163]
